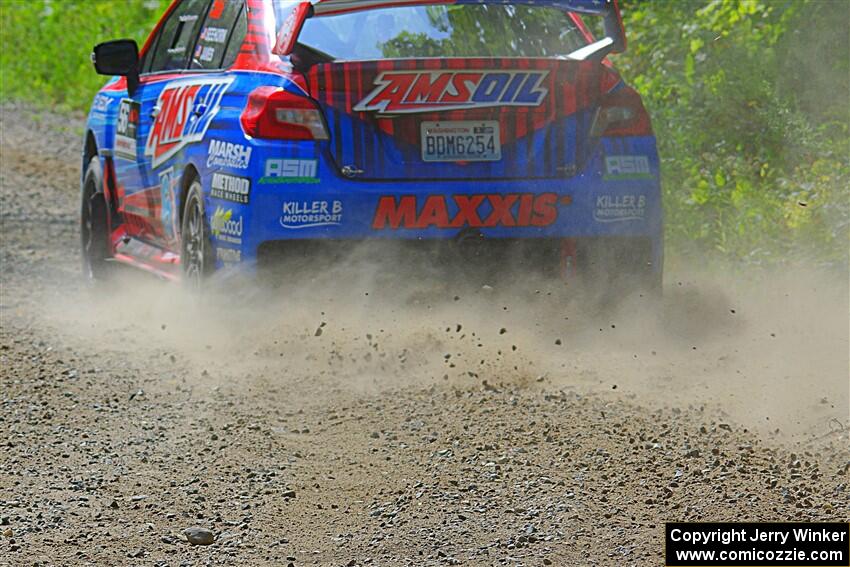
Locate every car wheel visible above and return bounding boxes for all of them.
[180,179,213,290]
[80,157,113,282]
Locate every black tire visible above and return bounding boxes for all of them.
[80,157,113,282]
[180,179,213,289]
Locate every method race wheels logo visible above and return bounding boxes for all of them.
[354,71,549,114]
[372,193,570,230]
[144,77,232,169]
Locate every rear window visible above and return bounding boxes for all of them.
[296,5,589,61]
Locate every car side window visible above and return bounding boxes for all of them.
[191,0,246,70]
[148,0,211,74]
[221,4,247,69]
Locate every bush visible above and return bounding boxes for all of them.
[0,0,168,112]
[617,0,849,268]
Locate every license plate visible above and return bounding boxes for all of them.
[421,121,501,162]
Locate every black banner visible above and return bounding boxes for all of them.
[666,522,849,566]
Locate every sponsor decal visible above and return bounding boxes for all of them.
[260,159,319,184]
[208,0,225,19]
[216,247,241,265]
[594,194,647,223]
[372,193,570,230]
[280,200,343,229]
[114,98,140,160]
[207,139,252,170]
[201,26,228,44]
[604,155,652,180]
[354,70,549,114]
[158,167,179,239]
[92,94,113,113]
[210,206,243,244]
[195,44,216,63]
[144,77,232,169]
[211,173,250,204]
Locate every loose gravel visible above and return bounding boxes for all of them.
[1,103,847,566]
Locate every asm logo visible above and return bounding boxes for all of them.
[373,193,570,230]
[144,77,232,169]
[354,71,549,114]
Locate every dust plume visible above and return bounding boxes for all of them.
[38,243,848,445]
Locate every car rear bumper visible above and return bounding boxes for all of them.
[205,135,663,274]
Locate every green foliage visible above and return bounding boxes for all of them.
[617,0,849,268]
[0,0,169,112]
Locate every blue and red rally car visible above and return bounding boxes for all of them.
[82,0,662,291]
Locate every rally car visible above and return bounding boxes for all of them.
[82,0,662,291]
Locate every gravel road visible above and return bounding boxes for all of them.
[1,103,847,566]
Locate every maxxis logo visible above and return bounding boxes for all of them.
[372,193,570,230]
[144,77,233,169]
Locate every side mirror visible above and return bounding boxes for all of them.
[92,39,140,95]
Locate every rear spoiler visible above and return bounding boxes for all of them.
[275,0,626,57]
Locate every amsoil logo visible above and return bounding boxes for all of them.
[372,193,569,230]
[144,77,232,168]
[354,71,549,114]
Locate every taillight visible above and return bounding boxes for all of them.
[590,86,652,137]
[241,86,329,140]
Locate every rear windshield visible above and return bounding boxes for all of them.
[296,5,589,61]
